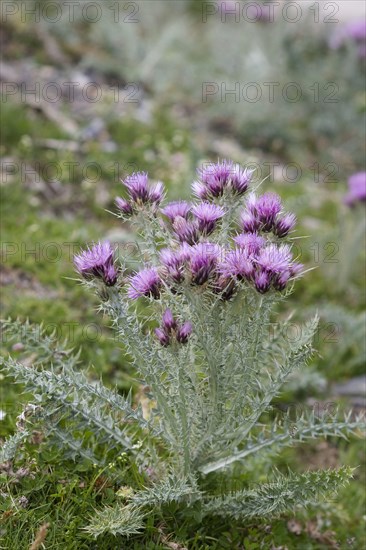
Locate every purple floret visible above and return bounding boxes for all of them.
[74,241,118,286]
[121,172,164,206]
[128,268,161,299]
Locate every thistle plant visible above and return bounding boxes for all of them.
[1,160,364,538]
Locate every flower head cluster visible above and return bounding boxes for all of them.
[74,242,118,286]
[116,172,165,215]
[193,160,252,200]
[344,172,366,206]
[240,192,296,237]
[154,309,192,346]
[76,160,303,300]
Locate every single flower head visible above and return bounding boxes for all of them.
[344,172,366,206]
[256,244,293,275]
[123,172,149,202]
[128,268,161,299]
[122,172,165,206]
[256,192,282,231]
[233,232,266,255]
[189,242,221,285]
[162,309,177,333]
[115,197,133,216]
[74,241,118,286]
[148,181,165,204]
[173,217,199,245]
[176,321,192,344]
[191,202,225,234]
[219,248,254,281]
[230,165,252,195]
[254,270,272,294]
[154,327,170,347]
[274,213,297,238]
[196,160,233,198]
[240,211,261,233]
[161,201,191,222]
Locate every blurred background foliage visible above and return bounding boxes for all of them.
[0,0,365,548]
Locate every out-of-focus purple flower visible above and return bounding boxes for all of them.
[240,211,261,233]
[330,19,366,58]
[254,270,271,294]
[162,309,177,332]
[128,268,161,299]
[191,202,225,234]
[74,241,118,286]
[121,172,165,206]
[161,201,191,222]
[256,193,282,231]
[274,213,297,238]
[176,321,192,344]
[154,327,170,347]
[219,248,254,281]
[173,217,199,245]
[231,165,252,195]
[344,172,366,206]
[115,197,133,216]
[233,232,266,255]
[256,244,292,275]
[189,242,221,285]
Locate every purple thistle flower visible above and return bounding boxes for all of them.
[191,202,225,234]
[161,201,191,222]
[273,213,297,238]
[196,160,233,198]
[123,172,149,202]
[254,270,272,294]
[159,247,190,283]
[74,241,118,286]
[176,321,192,344]
[240,211,261,233]
[192,180,209,200]
[233,232,266,256]
[219,248,254,281]
[289,262,304,278]
[115,197,133,216]
[256,244,292,275]
[128,268,161,299]
[344,172,366,206]
[162,309,177,333]
[256,193,282,231]
[122,172,165,206]
[148,181,165,204]
[230,165,252,195]
[189,242,221,285]
[173,217,199,245]
[154,327,170,347]
[273,270,291,291]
